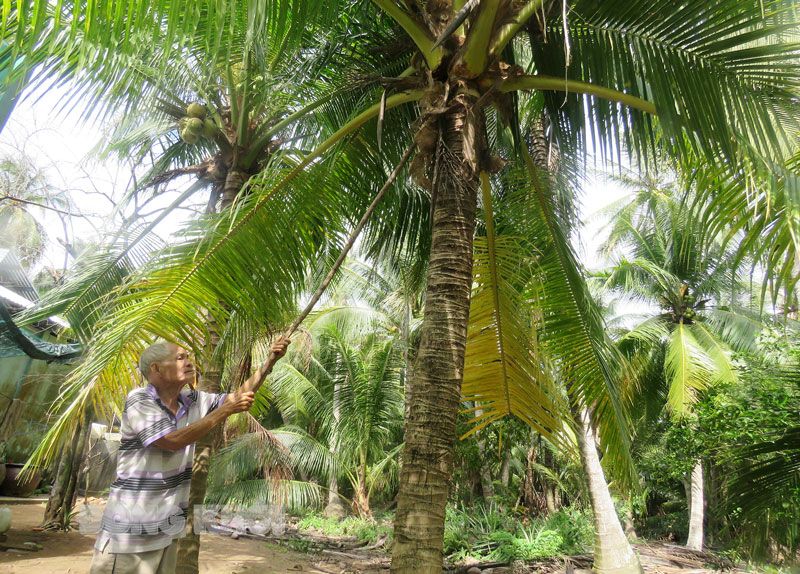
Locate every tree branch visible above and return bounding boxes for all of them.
[0,195,87,218]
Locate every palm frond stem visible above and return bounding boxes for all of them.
[16,179,205,331]
[244,92,336,166]
[500,75,656,115]
[460,0,502,77]
[370,0,444,69]
[246,141,415,388]
[490,0,545,57]
[288,141,416,336]
[431,0,480,50]
[479,170,511,414]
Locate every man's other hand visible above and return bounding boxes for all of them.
[223,391,255,415]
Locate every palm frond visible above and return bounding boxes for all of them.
[728,424,800,512]
[513,149,637,487]
[663,323,715,415]
[463,174,567,446]
[705,307,763,354]
[530,0,800,171]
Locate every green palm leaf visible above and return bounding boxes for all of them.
[664,323,715,415]
[532,0,800,168]
[514,151,636,486]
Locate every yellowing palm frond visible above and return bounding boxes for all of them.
[463,175,567,446]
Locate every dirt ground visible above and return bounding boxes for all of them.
[0,499,346,574]
[0,499,753,574]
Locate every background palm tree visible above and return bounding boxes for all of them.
[602,178,760,550]
[267,317,405,518]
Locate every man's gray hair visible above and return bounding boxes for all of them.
[138,340,176,379]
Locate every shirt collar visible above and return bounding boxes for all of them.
[146,383,191,421]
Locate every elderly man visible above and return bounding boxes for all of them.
[90,337,289,574]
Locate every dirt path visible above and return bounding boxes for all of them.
[0,500,338,573]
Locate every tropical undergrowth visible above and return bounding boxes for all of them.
[443,502,594,563]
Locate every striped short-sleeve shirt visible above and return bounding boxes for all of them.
[95,384,227,554]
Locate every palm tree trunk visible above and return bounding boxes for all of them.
[353,457,372,519]
[474,405,495,499]
[543,441,558,514]
[176,169,249,573]
[499,446,511,488]
[521,432,547,515]
[175,341,223,574]
[622,496,638,540]
[685,460,704,550]
[42,407,91,530]
[391,98,480,573]
[324,381,346,519]
[575,408,642,574]
[476,435,495,499]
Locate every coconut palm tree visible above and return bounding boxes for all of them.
[3,2,800,572]
[602,177,762,550]
[6,8,391,569]
[267,318,405,518]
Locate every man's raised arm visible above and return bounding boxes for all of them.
[152,392,255,451]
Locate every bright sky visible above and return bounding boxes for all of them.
[1,83,633,291]
[0,86,203,275]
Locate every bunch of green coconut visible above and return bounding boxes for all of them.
[179,102,217,145]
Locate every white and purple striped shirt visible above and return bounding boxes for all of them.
[95,384,226,553]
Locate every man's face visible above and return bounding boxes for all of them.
[152,345,195,387]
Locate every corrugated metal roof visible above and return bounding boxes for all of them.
[0,249,39,302]
[0,301,80,361]
[0,250,80,362]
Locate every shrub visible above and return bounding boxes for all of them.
[443,502,592,563]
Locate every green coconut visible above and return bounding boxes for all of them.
[180,127,199,145]
[185,117,204,134]
[186,102,206,119]
[202,118,217,138]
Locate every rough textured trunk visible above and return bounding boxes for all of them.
[42,407,91,530]
[576,408,642,574]
[391,97,480,573]
[686,460,704,551]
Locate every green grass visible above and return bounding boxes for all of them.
[292,504,591,562]
[296,513,394,545]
